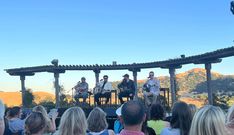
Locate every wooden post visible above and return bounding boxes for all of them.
[54,72,60,108]
[94,69,100,84]
[132,70,138,98]
[169,68,176,105]
[20,75,26,108]
[205,63,213,105]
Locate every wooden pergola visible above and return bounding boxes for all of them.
[5,46,234,108]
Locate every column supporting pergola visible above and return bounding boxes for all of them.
[129,68,141,99]
[94,69,101,84]
[20,75,26,108]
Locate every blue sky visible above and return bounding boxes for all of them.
[0,0,234,93]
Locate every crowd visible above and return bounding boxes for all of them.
[0,98,234,135]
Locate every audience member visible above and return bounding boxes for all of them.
[114,105,124,134]
[147,104,169,134]
[8,106,25,134]
[0,100,5,135]
[188,104,197,118]
[25,112,46,135]
[161,101,192,135]
[189,105,228,135]
[226,104,234,134]
[33,105,57,134]
[56,107,87,135]
[87,107,114,135]
[119,100,145,135]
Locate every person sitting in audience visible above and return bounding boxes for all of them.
[114,105,124,134]
[0,100,5,135]
[8,106,25,134]
[33,105,58,134]
[226,104,234,134]
[118,74,136,104]
[147,104,169,135]
[119,100,145,135]
[188,104,197,118]
[161,101,192,135]
[87,107,115,135]
[25,112,46,135]
[56,107,87,135]
[189,105,228,135]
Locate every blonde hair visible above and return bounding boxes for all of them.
[189,105,228,135]
[25,112,46,135]
[227,105,234,126]
[58,107,87,135]
[32,105,51,132]
[87,107,108,132]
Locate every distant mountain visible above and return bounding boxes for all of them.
[113,68,234,97]
[0,91,55,107]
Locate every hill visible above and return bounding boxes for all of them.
[0,91,55,107]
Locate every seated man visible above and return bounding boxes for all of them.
[94,75,113,105]
[118,74,136,104]
[73,77,89,103]
[143,71,160,106]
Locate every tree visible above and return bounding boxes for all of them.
[24,89,35,108]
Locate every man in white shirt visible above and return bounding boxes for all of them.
[143,71,160,106]
[94,75,113,105]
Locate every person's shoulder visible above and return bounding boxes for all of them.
[108,129,115,135]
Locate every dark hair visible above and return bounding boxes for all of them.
[170,102,192,135]
[25,112,46,135]
[150,104,165,121]
[121,101,145,126]
[9,106,21,117]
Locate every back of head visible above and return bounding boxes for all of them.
[25,112,46,135]
[58,107,87,135]
[150,103,164,121]
[9,106,21,118]
[33,105,48,117]
[227,104,234,127]
[87,107,108,132]
[121,100,145,126]
[188,104,197,118]
[189,105,227,135]
[171,102,192,135]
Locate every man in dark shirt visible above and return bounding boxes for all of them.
[118,74,136,104]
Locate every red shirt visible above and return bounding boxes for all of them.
[119,129,144,135]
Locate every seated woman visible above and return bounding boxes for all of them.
[226,105,234,134]
[56,107,87,135]
[33,105,58,134]
[189,105,228,135]
[147,104,169,135]
[161,101,192,135]
[25,112,46,135]
[87,107,114,135]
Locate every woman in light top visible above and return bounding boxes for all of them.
[189,105,228,135]
[147,103,169,135]
[87,107,114,135]
[160,101,192,135]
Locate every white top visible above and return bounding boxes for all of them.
[145,79,160,95]
[160,127,180,135]
[98,81,113,91]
